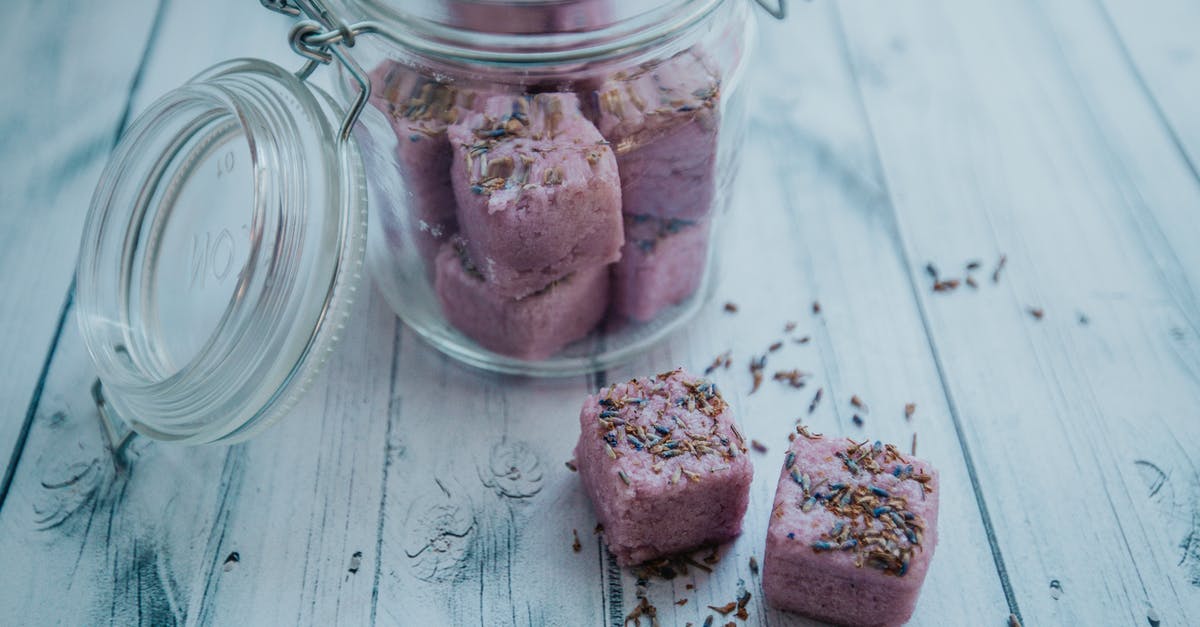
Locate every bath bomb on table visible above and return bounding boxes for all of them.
[448,93,623,299]
[763,431,940,627]
[574,368,752,565]
[434,239,608,360]
[612,215,710,322]
[589,50,720,220]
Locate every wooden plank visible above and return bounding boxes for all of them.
[832,0,1200,624]
[370,336,603,625]
[14,0,1200,625]
[185,291,397,626]
[370,4,1009,624]
[1032,0,1200,330]
[0,289,397,624]
[0,1,391,624]
[1099,0,1200,177]
[121,0,326,115]
[0,303,232,623]
[0,0,161,501]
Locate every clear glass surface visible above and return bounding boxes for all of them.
[76,59,366,444]
[338,0,755,375]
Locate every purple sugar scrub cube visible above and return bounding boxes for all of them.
[448,93,624,299]
[433,240,608,360]
[589,51,720,220]
[612,216,710,322]
[763,432,940,627]
[369,63,487,267]
[574,368,753,565]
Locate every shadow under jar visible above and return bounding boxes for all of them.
[74,0,761,447]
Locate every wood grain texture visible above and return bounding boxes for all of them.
[0,286,396,625]
[0,1,367,624]
[1100,0,1200,180]
[2,0,1200,625]
[0,0,161,503]
[832,0,1200,623]
[1096,0,1200,600]
[372,337,604,625]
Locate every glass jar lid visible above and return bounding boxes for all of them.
[76,58,367,444]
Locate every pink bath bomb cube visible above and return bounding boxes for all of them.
[574,368,752,565]
[369,62,488,266]
[448,93,623,299]
[589,50,720,220]
[433,240,608,360]
[612,215,710,322]
[763,432,940,626]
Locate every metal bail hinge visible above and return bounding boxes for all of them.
[260,0,376,143]
[260,0,301,17]
[91,380,138,473]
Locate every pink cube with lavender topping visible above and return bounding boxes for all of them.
[612,215,710,322]
[763,431,940,626]
[574,368,752,565]
[590,50,720,220]
[448,93,623,299]
[434,240,608,360]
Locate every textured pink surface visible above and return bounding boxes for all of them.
[612,216,710,322]
[448,93,623,299]
[590,51,719,220]
[763,433,940,627]
[433,240,608,360]
[574,368,752,565]
[369,62,486,267]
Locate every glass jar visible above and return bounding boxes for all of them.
[343,0,757,374]
[75,0,769,444]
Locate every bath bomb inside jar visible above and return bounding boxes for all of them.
[448,93,624,300]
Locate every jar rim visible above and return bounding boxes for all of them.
[331,0,726,65]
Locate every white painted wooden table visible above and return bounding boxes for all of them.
[2,1,1199,625]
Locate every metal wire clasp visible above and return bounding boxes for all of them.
[91,380,137,473]
[261,0,375,143]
